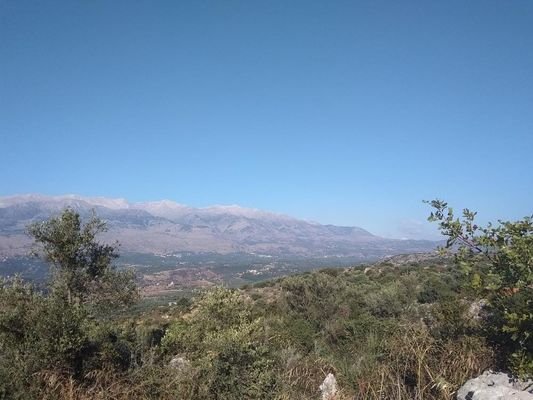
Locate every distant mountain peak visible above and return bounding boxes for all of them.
[143,199,186,207]
[0,193,130,210]
[200,204,293,220]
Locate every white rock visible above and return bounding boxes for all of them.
[319,373,337,400]
[169,355,190,372]
[457,371,533,400]
[467,299,488,321]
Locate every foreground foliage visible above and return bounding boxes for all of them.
[427,200,533,376]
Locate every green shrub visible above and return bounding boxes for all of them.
[418,276,455,304]
[162,288,281,399]
[427,200,533,377]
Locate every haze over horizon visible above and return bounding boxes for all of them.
[1,1,532,240]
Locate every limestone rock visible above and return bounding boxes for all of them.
[319,373,337,400]
[457,371,533,400]
[467,299,488,321]
[169,355,190,372]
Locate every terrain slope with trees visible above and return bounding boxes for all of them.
[0,202,531,399]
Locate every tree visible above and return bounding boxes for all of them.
[0,209,140,396]
[27,208,138,310]
[426,200,533,376]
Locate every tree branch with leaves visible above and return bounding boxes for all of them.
[426,199,533,376]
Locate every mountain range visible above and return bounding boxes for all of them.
[0,194,436,262]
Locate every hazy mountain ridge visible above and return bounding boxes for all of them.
[0,194,435,259]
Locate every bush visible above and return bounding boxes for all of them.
[418,276,455,304]
[427,200,533,376]
[162,288,281,399]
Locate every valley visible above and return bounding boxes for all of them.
[0,194,438,292]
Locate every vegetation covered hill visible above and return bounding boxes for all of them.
[0,203,531,399]
[0,256,494,399]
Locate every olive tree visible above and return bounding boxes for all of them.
[28,208,138,310]
[0,209,139,395]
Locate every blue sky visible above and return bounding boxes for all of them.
[1,0,532,239]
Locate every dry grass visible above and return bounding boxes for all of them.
[36,366,194,400]
[29,324,493,400]
[351,325,493,400]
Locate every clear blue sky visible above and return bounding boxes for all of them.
[1,0,532,239]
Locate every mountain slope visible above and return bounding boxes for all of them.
[0,194,435,259]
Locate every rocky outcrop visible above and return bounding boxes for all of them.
[457,371,533,400]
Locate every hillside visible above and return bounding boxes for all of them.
[0,255,496,399]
